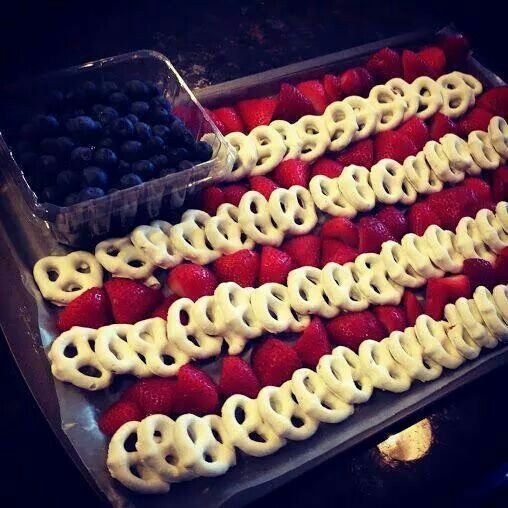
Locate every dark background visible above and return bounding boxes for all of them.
[1,1,508,507]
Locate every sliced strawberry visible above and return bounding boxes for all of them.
[425,275,471,320]
[375,206,409,241]
[462,258,497,291]
[427,185,479,230]
[458,107,494,137]
[418,46,447,78]
[402,290,423,327]
[310,158,344,179]
[374,130,418,163]
[358,216,396,253]
[221,183,248,207]
[167,264,218,301]
[57,287,113,332]
[236,97,278,132]
[322,74,342,102]
[219,356,260,399]
[492,166,508,203]
[402,50,434,82]
[396,117,429,151]
[374,305,407,334]
[336,139,374,168]
[408,201,443,235]
[429,112,460,141]
[282,235,321,268]
[366,47,402,82]
[212,249,259,287]
[495,247,508,284]
[272,83,315,122]
[477,86,508,118]
[206,108,226,134]
[258,246,294,285]
[249,175,278,200]
[438,33,470,66]
[321,238,359,265]
[98,400,143,437]
[296,80,329,114]
[200,185,226,215]
[151,294,178,319]
[273,159,310,188]
[293,317,332,368]
[123,377,177,416]
[462,177,494,210]
[339,67,374,97]
[210,106,244,134]
[320,216,359,248]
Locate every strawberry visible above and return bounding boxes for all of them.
[462,258,497,291]
[282,235,321,268]
[321,238,358,265]
[56,287,113,332]
[210,106,244,134]
[200,185,226,215]
[374,130,417,163]
[438,33,470,66]
[173,364,220,416]
[396,117,429,151]
[336,139,374,168]
[273,159,310,188]
[373,305,407,334]
[258,246,294,285]
[98,400,143,437]
[427,186,479,230]
[219,356,260,399]
[167,264,218,301]
[492,166,508,203]
[296,80,329,114]
[251,337,302,387]
[495,247,508,284]
[402,50,434,83]
[249,175,278,200]
[212,249,259,287]
[293,317,332,368]
[151,294,178,319]
[358,216,396,253]
[339,67,374,97]
[458,107,494,137]
[408,201,443,235]
[376,206,409,241]
[236,97,278,132]
[425,275,471,320]
[462,177,494,210]
[104,279,163,324]
[310,157,344,179]
[402,290,423,327]
[222,183,248,206]
[205,108,226,134]
[272,83,314,122]
[366,47,402,82]
[326,310,386,351]
[322,74,342,102]
[429,112,460,141]
[123,377,177,416]
[477,86,508,118]
[418,46,447,78]
[320,216,359,248]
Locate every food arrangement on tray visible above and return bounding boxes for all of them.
[2,28,508,504]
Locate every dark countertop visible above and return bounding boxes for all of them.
[1,1,508,507]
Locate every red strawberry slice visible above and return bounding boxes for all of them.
[236,97,278,132]
[462,258,497,291]
[339,67,374,97]
[418,46,447,78]
[258,246,294,285]
[477,86,508,118]
[272,83,315,122]
[200,186,226,215]
[374,305,408,334]
[322,74,342,102]
[375,206,409,241]
[167,264,218,301]
[320,216,359,248]
[206,108,226,134]
[123,377,177,416]
[210,107,244,134]
[104,279,163,324]
[249,175,278,200]
[425,275,471,320]
[402,290,423,327]
[151,294,178,319]
[429,112,460,141]
[57,287,113,332]
[366,47,402,82]
[212,249,259,287]
[273,159,310,188]
[293,317,332,368]
[493,166,508,202]
[458,107,494,137]
[374,130,418,163]
[438,33,470,66]
[221,183,248,206]
[310,157,344,179]
[219,356,260,399]
[495,247,508,284]
[408,201,443,235]
[358,216,396,253]
[336,139,374,168]
[462,177,494,210]
[326,310,386,351]
[296,80,329,114]
[282,235,321,268]
[402,50,434,82]
[321,238,358,265]
[251,337,302,387]
[427,186,479,230]
[98,400,143,437]
[396,117,429,151]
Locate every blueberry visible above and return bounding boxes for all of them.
[111,117,134,139]
[82,166,108,188]
[98,137,115,149]
[166,147,190,165]
[64,192,80,206]
[152,124,171,140]
[124,80,149,100]
[145,81,162,97]
[149,154,169,169]
[20,123,36,140]
[159,167,176,178]
[117,160,131,175]
[37,154,59,174]
[130,101,150,119]
[134,122,152,141]
[166,118,187,143]
[19,152,37,170]
[132,160,156,179]
[66,115,101,141]
[108,92,130,111]
[149,105,170,124]
[33,114,60,136]
[150,96,172,111]
[98,81,119,99]
[125,113,139,124]
[45,90,64,112]
[119,140,143,162]
[119,172,143,189]
[79,187,105,201]
[16,140,33,154]
[145,135,165,154]
[55,136,76,157]
[193,140,213,162]
[40,185,61,203]
[70,146,94,169]
[95,106,119,125]
[178,160,194,171]
[94,147,118,169]
[56,170,80,191]
[40,137,60,155]
[77,81,99,102]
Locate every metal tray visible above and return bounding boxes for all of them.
[0,25,506,508]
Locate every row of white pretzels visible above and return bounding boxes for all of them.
[106,283,508,494]
[47,200,508,390]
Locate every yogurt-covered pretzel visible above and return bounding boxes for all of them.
[34,251,103,306]
[454,216,496,262]
[411,76,443,120]
[386,77,419,120]
[309,175,357,217]
[400,233,445,279]
[439,134,474,176]
[342,96,379,141]
[370,159,417,205]
[473,285,508,341]
[295,114,331,161]
[338,165,376,212]
[424,139,465,183]
[380,240,426,288]
[467,130,501,173]
[423,225,464,273]
[403,151,443,195]
[270,119,303,160]
[224,131,258,181]
[249,125,286,175]
[323,100,358,151]
[474,207,508,253]
[488,116,508,159]
[437,72,479,118]
[368,84,406,132]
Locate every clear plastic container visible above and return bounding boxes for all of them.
[0,50,235,247]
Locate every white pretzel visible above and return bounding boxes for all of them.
[495,201,508,232]
[439,133,473,175]
[473,286,508,342]
[401,233,445,279]
[370,159,411,205]
[323,100,358,152]
[457,72,483,95]
[386,77,419,120]
[437,72,475,118]
[190,295,226,336]
[445,313,482,360]
[488,116,508,159]
[423,225,464,273]
[34,251,103,306]
[249,125,286,176]
[467,130,501,173]
[337,165,376,212]
[131,220,183,269]
[309,175,357,218]
[368,84,406,132]
[493,285,508,341]
[454,216,496,262]
[403,152,443,195]
[342,96,378,141]
[380,241,426,288]
[48,327,112,390]
[270,119,303,160]
[475,208,508,253]
[294,114,331,162]
[411,76,443,120]
[224,131,257,181]
[423,140,464,184]
[95,237,159,288]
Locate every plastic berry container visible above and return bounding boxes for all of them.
[0,50,235,247]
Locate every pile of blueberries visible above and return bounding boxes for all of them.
[12,79,213,206]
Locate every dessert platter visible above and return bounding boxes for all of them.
[1,26,508,506]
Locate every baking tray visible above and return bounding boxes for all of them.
[0,25,507,508]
